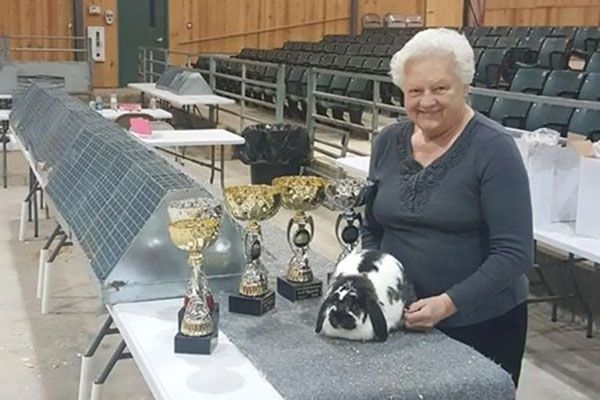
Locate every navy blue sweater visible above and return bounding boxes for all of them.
[362,113,533,327]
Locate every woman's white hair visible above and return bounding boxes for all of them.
[389,28,475,88]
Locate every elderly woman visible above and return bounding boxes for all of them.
[362,28,533,386]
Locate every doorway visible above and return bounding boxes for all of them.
[118,0,168,86]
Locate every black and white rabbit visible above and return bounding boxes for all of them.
[315,249,414,342]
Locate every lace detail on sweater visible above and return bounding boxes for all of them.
[395,119,476,213]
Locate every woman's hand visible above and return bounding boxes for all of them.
[404,293,457,331]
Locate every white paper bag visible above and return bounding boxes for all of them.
[514,139,579,227]
[575,157,600,239]
[551,148,580,223]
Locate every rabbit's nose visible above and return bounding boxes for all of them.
[329,310,357,330]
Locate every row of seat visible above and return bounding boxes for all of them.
[342,26,600,56]
[477,50,600,89]
[198,52,394,124]
[475,96,600,138]
[280,42,401,57]
[472,37,574,87]
[197,25,600,129]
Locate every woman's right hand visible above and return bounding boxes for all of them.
[404,293,456,331]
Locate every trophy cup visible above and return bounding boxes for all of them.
[325,178,371,283]
[224,185,281,316]
[167,198,222,355]
[272,176,329,302]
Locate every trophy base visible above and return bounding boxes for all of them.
[228,290,275,316]
[174,304,219,355]
[277,276,322,302]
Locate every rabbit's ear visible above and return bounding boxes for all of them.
[366,298,388,341]
[315,299,329,334]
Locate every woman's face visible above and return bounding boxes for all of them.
[402,55,469,138]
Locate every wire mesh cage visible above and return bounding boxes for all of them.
[11,85,245,303]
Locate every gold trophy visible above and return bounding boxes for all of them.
[272,176,329,301]
[167,198,221,354]
[224,185,281,315]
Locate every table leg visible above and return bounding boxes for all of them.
[28,169,33,222]
[91,340,132,400]
[38,224,63,299]
[33,184,39,238]
[2,121,7,189]
[18,201,27,242]
[567,253,594,338]
[210,146,216,184]
[220,145,225,189]
[41,233,71,315]
[78,316,119,400]
[208,105,214,126]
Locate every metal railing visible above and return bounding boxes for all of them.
[138,47,287,133]
[137,47,600,162]
[0,35,93,97]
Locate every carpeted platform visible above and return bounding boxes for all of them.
[215,221,515,400]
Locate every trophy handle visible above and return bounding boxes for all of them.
[286,217,295,252]
[244,222,262,261]
[334,213,345,248]
[306,214,314,243]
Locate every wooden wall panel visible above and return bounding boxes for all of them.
[425,0,464,27]
[83,0,118,88]
[360,0,423,16]
[484,0,600,25]
[0,0,73,61]
[326,0,352,34]
[170,0,352,55]
[0,0,118,87]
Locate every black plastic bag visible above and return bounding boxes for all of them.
[235,123,311,165]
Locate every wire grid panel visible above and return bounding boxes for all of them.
[46,131,196,280]
[13,88,52,143]
[9,86,38,128]
[22,85,200,281]
[85,160,196,279]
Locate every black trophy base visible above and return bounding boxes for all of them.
[174,304,219,355]
[277,276,322,302]
[229,289,275,316]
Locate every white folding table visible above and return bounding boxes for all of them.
[135,129,245,188]
[98,108,173,121]
[533,222,600,338]
[335,156,369,178]
[79,299,283,400]
[127,82,235,125]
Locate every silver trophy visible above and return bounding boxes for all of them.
[326,178,371,265]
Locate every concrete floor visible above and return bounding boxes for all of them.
[1,140,600,400]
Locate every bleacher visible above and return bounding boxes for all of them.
[195,26,600,138]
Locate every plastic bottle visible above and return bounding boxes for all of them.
[110,93,118,110]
